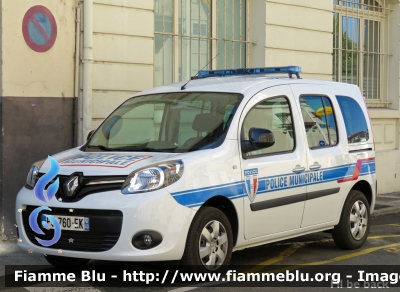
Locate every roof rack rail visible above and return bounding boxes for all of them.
[193,66,302,80]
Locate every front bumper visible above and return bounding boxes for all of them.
[15,187,196,261]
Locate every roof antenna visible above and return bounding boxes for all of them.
[181,54,219,90]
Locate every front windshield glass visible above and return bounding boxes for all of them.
[85,92,243,153]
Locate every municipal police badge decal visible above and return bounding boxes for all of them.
[244,168,259,203]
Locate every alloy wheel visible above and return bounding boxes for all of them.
[349,200,368,240]
[198,220,228,270]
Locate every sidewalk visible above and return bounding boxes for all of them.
[0,239,47,278]
[373,192,400,216]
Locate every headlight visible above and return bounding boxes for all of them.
[122,160,184,194]
[25,159,46,189]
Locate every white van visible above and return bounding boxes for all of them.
[16,66,376,271]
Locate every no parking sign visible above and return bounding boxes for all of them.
[22,5,57,53]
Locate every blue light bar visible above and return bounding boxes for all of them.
[196,66,302,79]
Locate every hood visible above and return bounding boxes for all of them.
[39,147,196,176]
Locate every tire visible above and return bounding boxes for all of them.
[44,254,90,267]
[332,190,371,249]
[181,207,233,272]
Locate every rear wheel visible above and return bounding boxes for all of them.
[181,207,233,272]
[332,190,370,249]
[44,254,90,267]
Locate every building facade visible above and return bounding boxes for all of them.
[0,0,399,238]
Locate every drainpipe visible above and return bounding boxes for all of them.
[82,0,93,143]
[74,5,81,145]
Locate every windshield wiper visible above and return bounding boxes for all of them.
[88,145,176,153]
[118,147,176,153]
[87,145,115,151]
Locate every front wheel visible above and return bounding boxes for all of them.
[332,190,371,249]
[181,207,233,272]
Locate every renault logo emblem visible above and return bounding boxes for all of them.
[63,173,82,197]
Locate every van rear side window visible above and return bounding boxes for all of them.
[336,96,369,144]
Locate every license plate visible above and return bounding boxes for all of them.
[41,215,90,231]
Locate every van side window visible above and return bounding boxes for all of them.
[300,96,338,148]
[336,95,369,144]
[242,96,295,157]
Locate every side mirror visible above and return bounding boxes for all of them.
[87,130,95,142]
[241,128,275,153]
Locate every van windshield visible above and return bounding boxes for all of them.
[85,92,243,153]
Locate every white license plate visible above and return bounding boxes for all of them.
[41,215,90,231]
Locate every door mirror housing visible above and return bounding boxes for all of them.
[241,128,275,153]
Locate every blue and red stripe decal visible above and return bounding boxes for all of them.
[171,160,376,208]
[338,158,375,183]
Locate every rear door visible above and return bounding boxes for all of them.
[290,84,348,227]
[335,94,376,208]
[240,85,308,239]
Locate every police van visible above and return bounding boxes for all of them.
[16,66,376,271]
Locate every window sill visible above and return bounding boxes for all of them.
[366,101,392,109]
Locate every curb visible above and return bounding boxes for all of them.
[372,205,400,216]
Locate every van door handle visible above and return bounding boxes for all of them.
[309,162,322,170]
[292,165,306,173]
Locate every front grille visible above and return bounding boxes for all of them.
[22,206,123,252]
[36,173,126,202]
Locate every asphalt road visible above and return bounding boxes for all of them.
[1,212,400,291]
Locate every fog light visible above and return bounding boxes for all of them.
[132,231,162,250]
[143,234,152,246]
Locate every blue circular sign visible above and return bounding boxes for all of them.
[22,6,57,53]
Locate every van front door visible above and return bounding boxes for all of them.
[240,86,307,239]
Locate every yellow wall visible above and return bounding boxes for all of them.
[367,1,400,194]
[263,0,333,80]
[90,0,154,129]
[370,110,400,194]
[1,0,77,98]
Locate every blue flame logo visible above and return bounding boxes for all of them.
[28,156,62,247]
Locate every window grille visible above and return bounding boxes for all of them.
[333,0,391,108]
[154,0,250,86]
